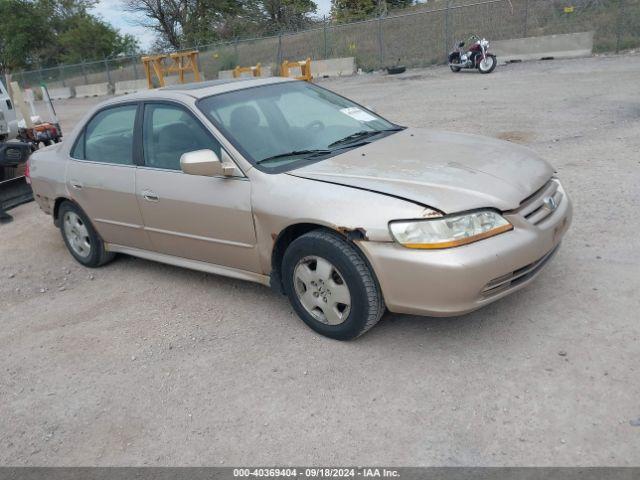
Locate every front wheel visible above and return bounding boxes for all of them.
[282,230,385,340]
[478,54,497,74]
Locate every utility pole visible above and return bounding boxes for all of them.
[104,58,112,86]
[323,16,328,59]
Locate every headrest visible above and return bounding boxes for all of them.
[230,105,260,131]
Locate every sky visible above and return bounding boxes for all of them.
[91,0,333,51]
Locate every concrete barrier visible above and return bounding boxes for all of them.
[114,79,148,95]
[219,58,354,80]
[75,82,111,98]
[218,66,272,79]
[48,87,74,100]
[311,57,355,78]
[492,32,594,64]
[163,75,181,86]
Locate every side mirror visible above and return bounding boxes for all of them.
[180,149,236,177]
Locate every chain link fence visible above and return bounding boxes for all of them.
[10,0,640,90]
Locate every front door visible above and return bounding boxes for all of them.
[135,102,260,273]
[66,103,150,250]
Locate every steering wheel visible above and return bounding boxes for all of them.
[305,120,325,132]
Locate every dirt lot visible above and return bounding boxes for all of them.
[1,54,639,466]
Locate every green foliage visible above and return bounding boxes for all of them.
[330,0,414,21]
[58,15,130,63]
[125,0,319,50]
[0,0,139,72]
[263,0,318,31]
[387,0,413,8]
[331,0,379,21]
[0,0,51,72]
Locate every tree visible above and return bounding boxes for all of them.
[58,15,139,63]
[116,33,140,56]
[123,0,247,50]
[263,0,317,31]
[123,0,318,50]
[0,0,51,72]
[387,0,413,8]
[331,0,378,21]
[0,0,139,73]
[330,0,413,21]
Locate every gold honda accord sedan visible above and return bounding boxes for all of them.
[28,77,572,339]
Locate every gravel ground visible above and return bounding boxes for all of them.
[1,54,639,466]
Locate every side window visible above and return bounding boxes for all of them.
[143,103,221,171]
[71,130,85,159]
[84,105,137,165]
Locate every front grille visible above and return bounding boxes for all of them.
[518,179,563,225]
[481,245,559,297]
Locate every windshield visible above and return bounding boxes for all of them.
[197,81,401,172]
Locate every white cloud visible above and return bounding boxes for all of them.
[91,0,156,51]
[316,0,332,16]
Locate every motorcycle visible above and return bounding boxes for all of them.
[448,35,497,74]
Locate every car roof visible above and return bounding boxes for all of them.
[110,76,295,104]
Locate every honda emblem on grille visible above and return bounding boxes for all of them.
[543,196,557,211]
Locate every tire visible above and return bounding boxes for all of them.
[58,201,115,268]
[448,52,462,72]
[478,54,497,74]
[386,65,406,75]
[282,229,385,340]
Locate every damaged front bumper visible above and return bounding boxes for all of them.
[357,182,573,317]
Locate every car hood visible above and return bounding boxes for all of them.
[288,128,554,213]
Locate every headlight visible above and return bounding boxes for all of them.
[389,210,512,249]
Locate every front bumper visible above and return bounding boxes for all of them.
[358,181,573,317]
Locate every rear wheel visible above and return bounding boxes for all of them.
[282,230,385,340]
[478,54,497,74]
[59,201,115,268]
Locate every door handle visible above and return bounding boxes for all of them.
[142,190,159,202]
[70,180,83,190]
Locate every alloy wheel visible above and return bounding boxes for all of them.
[293,255,352,325]
[63,211,92,258]
[479,56,495,72]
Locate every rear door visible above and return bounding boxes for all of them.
[66,103,150,250]
[135,101,260,272]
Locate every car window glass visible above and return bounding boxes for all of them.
[198,82,396,171]
[84,105,137,165]
[71,130,85,159]
[143,103,221,171]
[274,90,357,130]
[215,99,269,128]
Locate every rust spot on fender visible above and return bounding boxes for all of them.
[336,226,368,241]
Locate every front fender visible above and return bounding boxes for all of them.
[248,170,427,275]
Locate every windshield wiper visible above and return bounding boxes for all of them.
[256,149,331,165]
[328,128,402,148]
